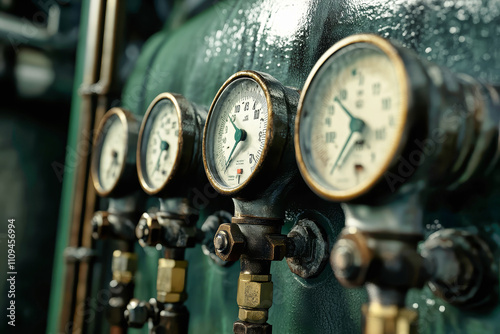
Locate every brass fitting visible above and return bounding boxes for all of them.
[237,273,273,324]
[362,303,418,334]
[156,258,188,303]
[214,223,245,262]
[112,251,137,284]
[238,309,268,323]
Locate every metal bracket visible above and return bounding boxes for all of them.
[64,246,96,263]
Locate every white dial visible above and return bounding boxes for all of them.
[205,77,268,190]
[297,39,407,200]
[97,114,127,192]
[138,98,180,191]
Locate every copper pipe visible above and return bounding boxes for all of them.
[73,0,127,332]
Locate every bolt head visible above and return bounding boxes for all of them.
[215,231,229,253]
[136,213,161,247]
[135,220,148,244]
[334,245,354,271]
[330,234,372,287]
[213,223,245,262]
[125,299,150,328]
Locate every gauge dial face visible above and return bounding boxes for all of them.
[96,114,127,192]
[205,77,269,191]
[139,98,180,192]
[298,40,406,200]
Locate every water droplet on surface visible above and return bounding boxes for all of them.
[426,299,435,306]
[458,36,466,43]
[449,27,458,34]
[425,47,432,53]
[413,303,419,309]
[439,305,445,312]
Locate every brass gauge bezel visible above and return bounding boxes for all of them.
[91,107,139,197]
[203,70,290,198]
[136,92,198,196]
[295,34,412,202]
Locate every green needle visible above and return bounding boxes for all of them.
[106,150,119,177]
[225,116,246,171]
[154,151,163,173]
[330,131,354,175]
[154,140,169,173]
[335,97,355,119]
[225,141,239,171]
[229,116,239,131]
[330,97,366,175]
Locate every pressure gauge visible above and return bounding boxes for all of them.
[203,70,296,197]
[92,108,139,197]
[296,34,495,202]
[137,92,206,196]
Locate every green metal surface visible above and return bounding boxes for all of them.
[119,1,500,333]
[50,0,500,333]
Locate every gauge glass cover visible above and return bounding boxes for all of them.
[205,77,269,191]
[139,98,180,191]
[97,114,127,192]
[299,42,405,198]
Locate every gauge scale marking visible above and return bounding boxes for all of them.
[138,96,181,194]
[296,35,408,201]
[144,99,180,189]
[92,108,136,197]
[98,115,127,191]
[205,77,269,191]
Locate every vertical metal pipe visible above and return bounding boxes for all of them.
[74,0,127,332]
[57,0,105,332]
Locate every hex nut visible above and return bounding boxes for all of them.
[125,298,151,328]
[238,308,268,324]
[330,229,374,287]
[266,234,287,261]
[233,320,272,334]
[286,218,329,278]
[112,251,137,284]
[91,211,111,240]
[214,223,245,262]
[237,274,273,309]
[422,229,497,308]
[156,259,188,303]
[136,212,162,247]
